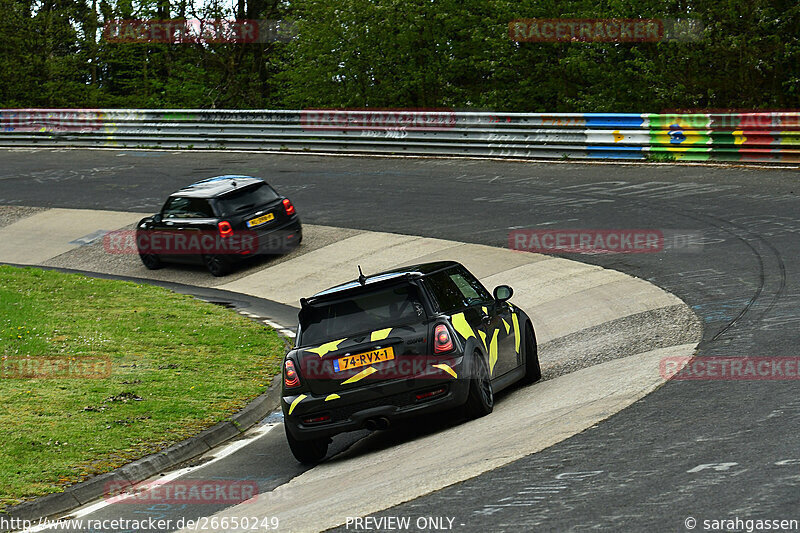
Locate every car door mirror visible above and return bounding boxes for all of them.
[153,213,163,223]
[493,285,513,302]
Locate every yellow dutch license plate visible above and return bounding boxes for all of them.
[246,212,275,228]
[334,347,394,372]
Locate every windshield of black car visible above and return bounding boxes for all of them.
[215,183,280,215]
[299,284,426,346]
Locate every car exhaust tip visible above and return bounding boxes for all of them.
[364,417,391,431]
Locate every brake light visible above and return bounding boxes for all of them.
[282,198,296,216]
[284,360,300,388]
[218,220,233,238]
[434,324,454,353]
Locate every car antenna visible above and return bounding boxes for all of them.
[358,265,366,286]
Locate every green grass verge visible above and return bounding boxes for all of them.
[0,265,284,510]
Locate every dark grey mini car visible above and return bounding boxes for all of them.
[137,175,302,276]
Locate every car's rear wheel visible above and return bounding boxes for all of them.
[139,253,162,270]
[202,254,230,277]
[464,351,494,419]
[285,426,329,464]
[522,323,541,384]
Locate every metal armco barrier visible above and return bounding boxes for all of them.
[1,109,799,163]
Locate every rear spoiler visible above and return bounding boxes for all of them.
[303,273,422,307]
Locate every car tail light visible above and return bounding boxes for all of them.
[434,324,454,353]
[218,220,233,238]
[284,360,300,388]
[282,198,296,216]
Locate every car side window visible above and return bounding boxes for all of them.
[425,271,464,312]
[163,197,214,218]
[426,267,494,312]
[453,267,493,302]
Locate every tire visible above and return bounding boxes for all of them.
[139,253,162,270]
[285,426,329,464]
[202,254,231,277]
[463,351,494,419]
[522,323,541,384]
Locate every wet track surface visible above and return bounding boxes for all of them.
[0,150,798,531]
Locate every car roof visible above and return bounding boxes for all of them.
[171,176,266,198]
[307,261,460,301]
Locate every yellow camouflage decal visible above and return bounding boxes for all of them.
[432,363,457,379]
[512,312,521,354]
[370,328,392,341]
[481,306,488,315]
[478,329,487,351]
[451,312,476,341]
[325,394,340,402]
[488,329,500,376]
[342,366,378,385]
[288,394,307,415]
[307,338,346,357]
[502,318,511,334]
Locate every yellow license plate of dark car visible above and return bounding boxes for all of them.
[334,347,395,372]
[246,212,275,228]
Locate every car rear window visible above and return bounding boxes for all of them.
[299,284,426,346]
[215,183,280,215]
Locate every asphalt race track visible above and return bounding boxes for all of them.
[1,149,798,531]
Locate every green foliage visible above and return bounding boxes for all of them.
[0,0,797,110]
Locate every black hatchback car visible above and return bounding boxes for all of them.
[281,261,540,463]
[136,176,302,276]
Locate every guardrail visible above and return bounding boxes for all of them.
[1,109,798,163]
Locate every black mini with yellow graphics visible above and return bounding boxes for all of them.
[281,261,541,463]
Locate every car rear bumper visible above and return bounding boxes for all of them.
[283,357,470,441]
[242,217,302,256]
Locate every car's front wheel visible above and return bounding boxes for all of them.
[202,254,231,277]
[463,351,494,419]
[522,323,541,384]
[139,253,162,270]
[285,426,329,464]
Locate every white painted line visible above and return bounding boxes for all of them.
[20,424,278,533]
[687,462,738,473]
